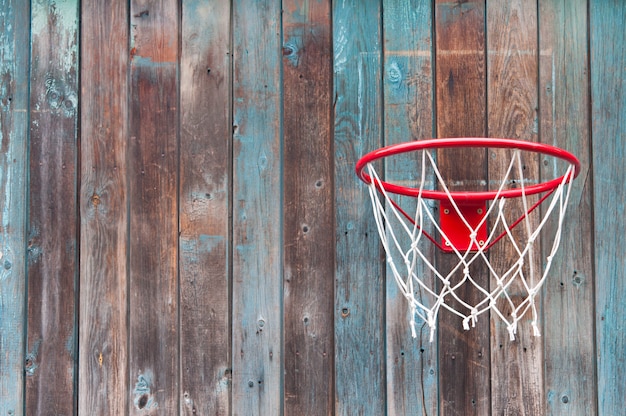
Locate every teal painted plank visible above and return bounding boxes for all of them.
[78,1,130,413]
[591,1,626,415]
[0,1,30,415]
[333,1,385,415]
[179,1,231,414]
[282,1,334,414]
[231,1,283,414]
[382,1,438,415]
[26,1,79,414]
[539,0,596,414]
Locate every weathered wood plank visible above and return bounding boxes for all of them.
[333,1,385,415]
[539,0,596,414]
[128,1,179,414]
[25,1,79,414]
[179,1,231,415]
[487,1,544,414]
[282,1,334,415]
[591,1,626,415]
[78,0,129,413]
[0,1,29,415]
[382,1,438,415]
[231,1,283,414]
[434,1,490,414]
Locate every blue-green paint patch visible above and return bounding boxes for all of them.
[133,371,158,410]
[131,55,177,69]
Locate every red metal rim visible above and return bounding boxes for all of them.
[355,138,581,201]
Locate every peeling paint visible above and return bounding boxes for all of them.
[133,371,158,410]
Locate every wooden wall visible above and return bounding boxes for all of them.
[0,0,624,415]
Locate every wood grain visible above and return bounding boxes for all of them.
[179,1,231,415]
[333,1,385,415]
[25,1,79,414]
[487,1,544,414]
[128,1,179,414]
[434,1,490,414]
[0,1,29,415]
[591,1,626,414]
[79,0,130,413]
[540,0,596,414]
[382,1,438,415]
[231,1,283,414]
[282,1,334,415]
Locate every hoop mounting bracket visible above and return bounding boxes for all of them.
[440,200,488,252]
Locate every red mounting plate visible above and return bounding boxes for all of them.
[439,200,488,252]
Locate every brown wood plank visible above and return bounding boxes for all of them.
[78,0,129,413]
[486,1,544,414]
[179,1,231,415]
[25,1,79,414]
[282,1,334,414]
[539,0,596,414]
[434,1,490,415]
[128,0,179,414]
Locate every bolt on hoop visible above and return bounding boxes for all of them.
[356,138,580,341]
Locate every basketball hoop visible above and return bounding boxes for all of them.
[356,138,580,341]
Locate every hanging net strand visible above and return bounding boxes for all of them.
[362,141,577,341]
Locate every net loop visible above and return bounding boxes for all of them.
[363,146,576,341]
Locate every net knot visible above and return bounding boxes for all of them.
[427,311,437,342]
[507,323,517,341]
[463,308,479,330]
[532,321,541,337]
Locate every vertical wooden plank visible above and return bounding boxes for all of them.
[231,0,283,414]
[25,1,79,414]
[591,1,626,415]
[487,1,543,414]
[0,1,29,415]
[128,0,179,414]
[79,0,129,413]
[179,1,231,415]
[434,1,490,414]
[539,0,596,414]
[382,1,438,415]
[282,1,334,415]
[333,1,385,415]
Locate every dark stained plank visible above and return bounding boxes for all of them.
[0,0,29,414]
[382,1,438,414]
[179,1,231,415]
[333,1,385,415]
[590,1,626,414]
[231,0,283,414]
[539,0,596,414]
[25,1,79,414]
[282,1,334,415]
[486,0,543,414]
[434,1,490,414]
[78,0,129,413]
[128,1,179,414]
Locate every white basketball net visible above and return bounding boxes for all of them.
[365,149,576,342]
